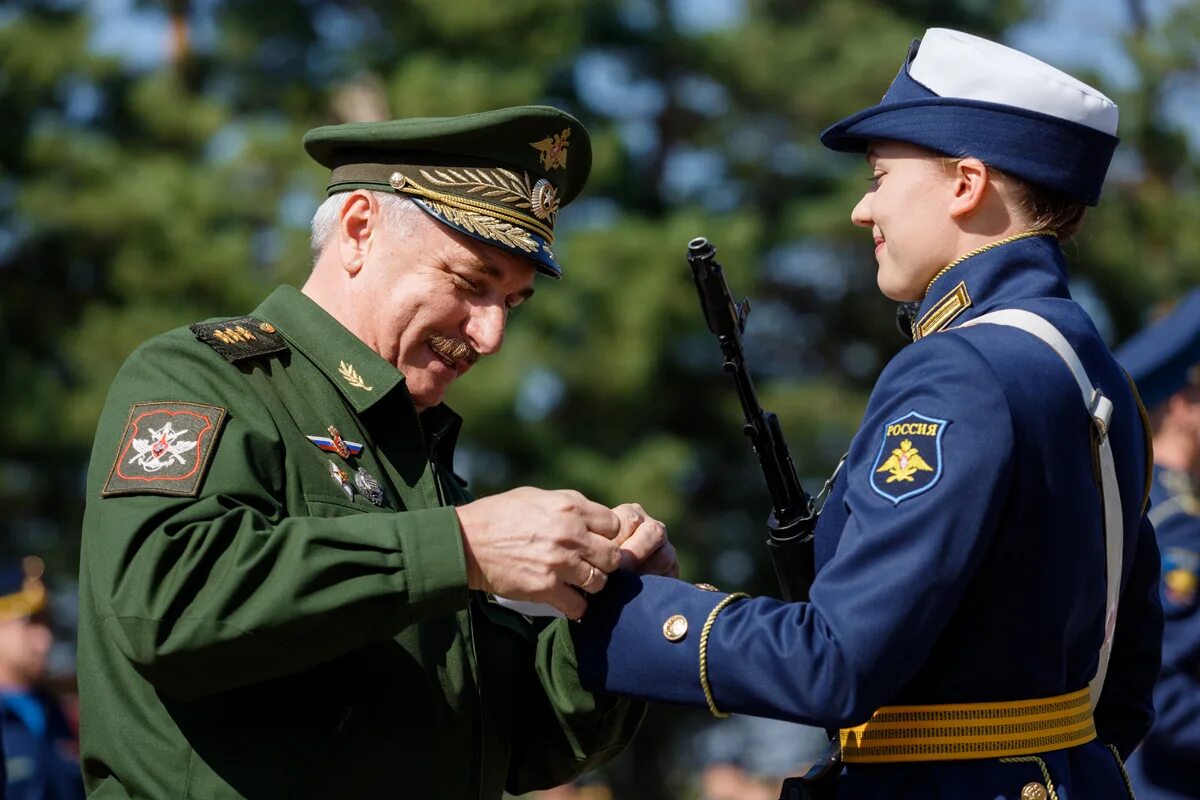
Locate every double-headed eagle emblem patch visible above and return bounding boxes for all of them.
[870,411,948,504]
[530,128,571,171]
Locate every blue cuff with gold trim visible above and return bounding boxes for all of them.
[573,571,728,709]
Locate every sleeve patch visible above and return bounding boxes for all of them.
[1162,547,1199,611]
[101,402,227,497]
[869,411,949,505]
[190,317,288,363]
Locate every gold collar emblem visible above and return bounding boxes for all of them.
[914,281,972,340]
[338,361,373,392]
[530,128,571,170]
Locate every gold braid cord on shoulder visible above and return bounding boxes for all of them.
[700,592,751,719]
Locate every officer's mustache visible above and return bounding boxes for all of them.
[427,333,480,366]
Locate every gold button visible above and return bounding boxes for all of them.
[389,171,407,190]
[258,322,276,334]
[662,614,688,642]
[1021,783,1047,800]
[694,583,719,592]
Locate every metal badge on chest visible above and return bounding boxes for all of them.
[310,424,384,507]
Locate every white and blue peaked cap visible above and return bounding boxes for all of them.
[821,29,1119,206]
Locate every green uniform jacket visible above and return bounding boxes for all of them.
[78,285,643,799]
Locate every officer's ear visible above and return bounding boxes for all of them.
[336,191,378,276]
[946,157,991,220]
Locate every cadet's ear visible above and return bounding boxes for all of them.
[947,157,991,219]
[337,191,377,276]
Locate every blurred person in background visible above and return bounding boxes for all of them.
[1117,289,1200,800]
[534,775,612,800]
[0,556,84,800]
[695,715,827,800]
[77,107,676,800]
[573,28,1162,799]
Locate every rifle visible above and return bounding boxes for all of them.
[686,237,817,602]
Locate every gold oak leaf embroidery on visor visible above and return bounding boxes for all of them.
[423,199,539,253]
[418,167,534,210]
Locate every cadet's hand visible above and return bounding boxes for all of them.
[456,487,623,619]
[612,503,679,578]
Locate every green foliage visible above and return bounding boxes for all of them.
[3,0,1198,795]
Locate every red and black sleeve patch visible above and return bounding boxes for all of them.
[101,401,228,497]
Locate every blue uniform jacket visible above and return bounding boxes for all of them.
[1125,465,1200,799]
[575,236,1163,799]
[1,689,83,800]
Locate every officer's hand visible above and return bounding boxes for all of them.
[612,503,680,578]
[456,487,623,619]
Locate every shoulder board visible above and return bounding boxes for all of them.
[190,317,289,363]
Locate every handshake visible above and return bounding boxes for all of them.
[455,487,679,620]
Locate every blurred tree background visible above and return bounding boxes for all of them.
[2,0,1198,797]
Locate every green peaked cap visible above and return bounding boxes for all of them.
[303,105,592,278]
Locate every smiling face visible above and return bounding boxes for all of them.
[0,614,52,687]
[851,141,962,302]
[343,200,537,412]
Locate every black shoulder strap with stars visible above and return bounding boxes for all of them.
[190,316,289,363]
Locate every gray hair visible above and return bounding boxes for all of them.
[310,192,425,261]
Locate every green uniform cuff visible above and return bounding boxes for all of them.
[396,506,470,621]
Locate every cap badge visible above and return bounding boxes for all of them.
[530,128,571,170]
[338,360,373,392]
[530,179,560,221]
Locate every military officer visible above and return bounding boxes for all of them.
[572,29,1163,799]
[0,557,84,800]
[78,107,677,799]
[1118,290,1200,799]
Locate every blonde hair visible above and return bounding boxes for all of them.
[940,157,1088,241]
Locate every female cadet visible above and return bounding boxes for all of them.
[572,28,1163,799]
